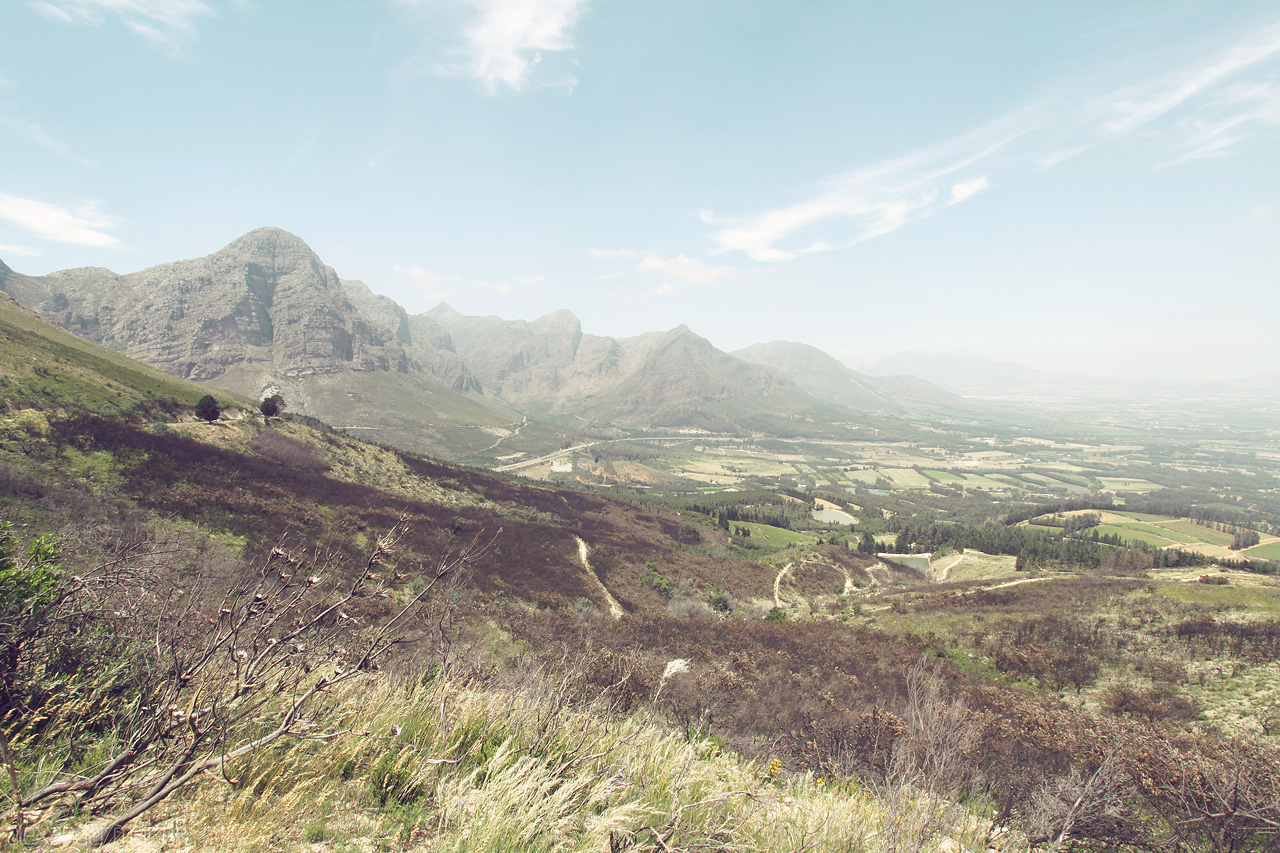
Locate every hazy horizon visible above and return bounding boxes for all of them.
[2,1,1278,383]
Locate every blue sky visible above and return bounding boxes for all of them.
[1,1,1278,381]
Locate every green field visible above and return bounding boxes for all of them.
[884,468,931,487]
[1108,510,1172,523]
[1116,521,1200,544]
[740,521,811,546]
[959,473,1017,490]
[1040,471,1094,487]
[1244,540,1280,560]
[1098,477,1161,492]
[1157,520,1235,547]
[1091,524,1180,547]
[923,469,964,483]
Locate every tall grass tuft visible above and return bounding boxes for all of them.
[77,664,1027,853]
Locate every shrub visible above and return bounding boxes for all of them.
[250,431,330,473]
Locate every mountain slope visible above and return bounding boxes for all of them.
[3,229,982,458]
[579,326,853,432]
[733,340,973,413]
[1,232,518,457]
[3,228,413,385]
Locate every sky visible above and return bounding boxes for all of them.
[1,0,1278,381]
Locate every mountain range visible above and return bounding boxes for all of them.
[861,352,1280,402]
[0,228,966,458]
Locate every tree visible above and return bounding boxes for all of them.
[194,395,221,423]
[859,531,878,554]
[258,394,284,420]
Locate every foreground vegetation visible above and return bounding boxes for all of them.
[3,297,1280,851]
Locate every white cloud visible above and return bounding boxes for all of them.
[1102,22,1280,136]
[708,116,1029,262]
[589,248,737,284]
[0,243,41,258]
[396,0,587,93]
[619,281,678,302]
[1167,80,1280,163]
[0,192,121,248]
[585,247,639,260]
[702,19,1280,264]
[391,263,451,300]
[636,253,735,284]
[948,176,990,206]
[27,0,216,50]
[1253,204,1275,216]
[4,118,96,167]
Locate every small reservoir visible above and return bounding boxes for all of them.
[812,507,857,526]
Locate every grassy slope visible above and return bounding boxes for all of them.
[0,295,241,415]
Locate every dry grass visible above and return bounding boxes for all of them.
[40,670,1025,853]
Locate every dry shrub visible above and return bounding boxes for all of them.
[250,430,330,472]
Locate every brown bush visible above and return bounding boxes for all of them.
[250,430,330,472]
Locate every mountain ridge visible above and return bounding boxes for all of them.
[1,228,970,457]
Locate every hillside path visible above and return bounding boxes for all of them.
[931,551,966,583]
[479,416,528,454]
[576,536,624,619]
[773,563,793,609]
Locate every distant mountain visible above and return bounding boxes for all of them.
[861,352,1280,402]
[0,229,514,457]
[1,228,981,456]
[577,326,850,432]
[0,228,422,386]
[733,341,972,413]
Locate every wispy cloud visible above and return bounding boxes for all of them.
[27,0,216,51]
[636,253,735,284]
[391,263,451,300]
[1100,22,1280,136]
[707,116,1026,262]
[3,118,96,167]
[1166,80,1280,164]
[708,17,1280,262]
[0,192,122,248]
[395,0,587,93]
[585,248,639,261]
[948,176,990,206]
[0,243,41,258]
[588,248,737,285]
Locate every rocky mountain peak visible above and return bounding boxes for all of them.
[4,228,413,389]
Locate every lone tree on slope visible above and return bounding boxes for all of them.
[195,394,221,423]
[259,394,284,420]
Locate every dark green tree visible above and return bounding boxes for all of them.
[259,394,284,419]
[195,395,221,423]
[859,531,878,554]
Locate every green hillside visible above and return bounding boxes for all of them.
[2,299,1279,852]
[0,294,242,417]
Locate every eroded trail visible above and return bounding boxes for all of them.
[576,536,624,619]
[931,551,966,583]
[773,563,793,609]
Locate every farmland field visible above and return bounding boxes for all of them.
[1113,521,1200,544]
[1097,477,1161,492]
[1246,540,1280,560]
[1090,524,1180,547]
[1156,520,1236,547]
[883,468,931,487]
